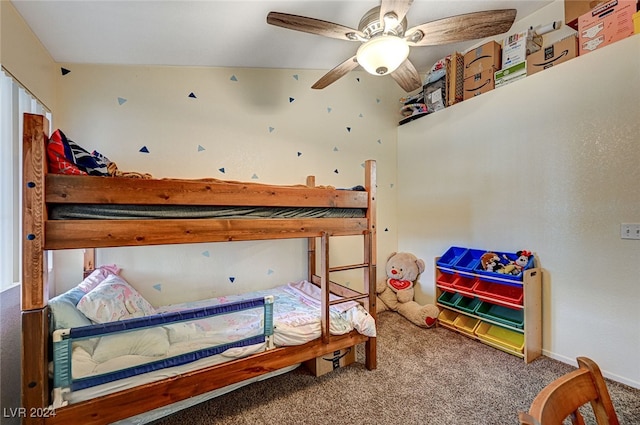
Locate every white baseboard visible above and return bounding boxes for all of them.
[542,349,640,389]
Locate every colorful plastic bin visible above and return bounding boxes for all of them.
[452,248,485,273]
[453,295,482,314]
[438,309,459,327]
[475,322,525,353]
[473,251,534,284]
[475,302,524,329]
[436,272,458,292]
[453,315,481,335]
[473,280,524,308]
[452,275,478,296]
[436,246,468,273]
[437,291,464,308]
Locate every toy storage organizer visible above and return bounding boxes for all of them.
[434,247,542,363]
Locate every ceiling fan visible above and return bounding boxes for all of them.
[267,1,516,92]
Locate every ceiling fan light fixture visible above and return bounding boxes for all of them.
[356,35,409,76]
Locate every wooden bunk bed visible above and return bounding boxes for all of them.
[21,113,377,424]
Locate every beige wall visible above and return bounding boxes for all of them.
[398,34,640,388]
[0,0,55,110]
[52,64,403,306]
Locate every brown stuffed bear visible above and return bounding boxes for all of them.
[376,252,439,328]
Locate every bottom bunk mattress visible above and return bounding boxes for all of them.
[54,279,375,405]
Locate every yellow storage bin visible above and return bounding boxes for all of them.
[634,11,640,34]
[453,315,480,335]
[475,322,525,353]
[438,309,459,326]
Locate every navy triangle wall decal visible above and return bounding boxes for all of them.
[188,92,197,98]
[139,146,150,153]
[61,67,71,76]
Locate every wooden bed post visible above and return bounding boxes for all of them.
[319,232,330,344]
[364,159,377,370]
[306,176,316,282]
[22,113,51,422]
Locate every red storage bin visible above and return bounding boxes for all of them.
[451,275,478,297]
[473,280,524,308]
[436,272,458,292]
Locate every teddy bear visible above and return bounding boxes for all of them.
[377,252,440,328]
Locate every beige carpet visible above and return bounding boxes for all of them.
[150,313,640,425]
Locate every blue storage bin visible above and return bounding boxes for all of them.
[473,251,534,283]
[436,246,468,273]
[452,248,485,273]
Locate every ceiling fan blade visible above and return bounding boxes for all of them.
[379,0,414,32]
[405,9,517,46]
[390,59,422,92]
[311,56,359,89]
[267,12,365,41]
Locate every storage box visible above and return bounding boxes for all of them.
[446,52,464,106]
[438,291,464,308]
[424,78,446,113]
[436,246,468,271]
[565,0,607,30]
[501,29,542,68]
[475,322,525,353]
[451,276,478,296]
[453,295,482,314]
[463,69,495,100]
[438,309,459,326]
[473,280,524,307]
[527,35,579,76]
[475,302,525,329]
[436,272,458,292]
[634,11,640,33]
[453,315,481,335]
[304,347,355,376]
[495,61,527,88]
[452,248,485,273]
[463,41,501,78]
[578,0,637,55]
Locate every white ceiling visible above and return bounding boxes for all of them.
[11,1,554,75]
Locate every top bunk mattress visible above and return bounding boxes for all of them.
[49,204,366,220]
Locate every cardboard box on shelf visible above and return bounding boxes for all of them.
[502,29,543,68]
[463,69,495,100]
[527,35,579,76]
[495,61,527,88]
[578,0,636,55]
[463,41,501,78]
[565,0,607,30]
[304,347,356,377]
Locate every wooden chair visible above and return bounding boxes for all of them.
[518,357,620,425]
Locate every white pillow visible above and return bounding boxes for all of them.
[77,275,156,323]
[92,327,170,363]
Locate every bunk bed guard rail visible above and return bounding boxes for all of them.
[51,296,275,408]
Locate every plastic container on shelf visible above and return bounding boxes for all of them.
[475,302,524,329]
[452,248,485,273]
[438,309,458,326]
[473,280,524,308]
[473,251,535,284]
[437,291,464,308]
[436,246,468,272]
[451,275,478,296]
[475,322,525,353]
[453,295,482,314]
[453,315,481,335]
[436,272,459,292]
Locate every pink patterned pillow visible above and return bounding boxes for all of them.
[77,274,156,323]
[77,264,121,293]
